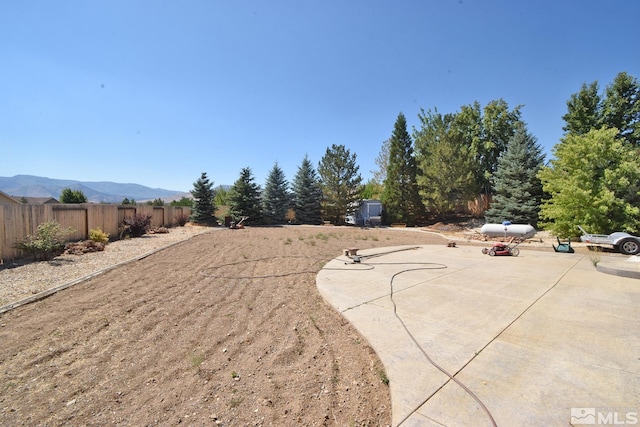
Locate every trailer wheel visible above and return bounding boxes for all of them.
[509,248,520,257]
[488,249,496,256]
[619,238,640,255]
[482,248,488,254]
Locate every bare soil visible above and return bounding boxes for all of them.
[0,226,449,426]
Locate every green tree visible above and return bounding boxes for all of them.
[485,125,545,226]
[190,172,216,225]
[317,144,363,224]
[602,72,640,145]
[292,155,323,225]
[371,138,391,185]
[381,112,423,225]
[121,197,136,205]
[562,72,640,145]
[262,162,290,224]
[478,100,524,193]
[147,198,165,206]
[228,167,262,224]
[538,127,640,236]
[213,186,229,207]
[15,220,74,261]
[562,81,602,136]
[169,196,193,207]
[414,109,476,216]
[60,187,88,203]
[445,100,524,196]
[361,179,383,201]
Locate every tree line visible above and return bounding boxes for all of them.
[190,146,363,226]
[62,71,639,237]
[192,71,640,235]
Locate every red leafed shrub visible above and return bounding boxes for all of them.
[122,214,152,238]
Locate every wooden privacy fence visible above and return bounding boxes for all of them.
[0,204,191,262]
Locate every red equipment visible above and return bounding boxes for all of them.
[229,216,248,229]
[481,238,520,257]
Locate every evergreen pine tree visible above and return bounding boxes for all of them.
[262,162,290,224]
[60,187,88,203]
[414,110,476,216]
[189,172,216,225]
[381,112,423,225]
[228,167,262,224]
[485,125,545,226]
[317,144,363,224]
[292,155,322,224]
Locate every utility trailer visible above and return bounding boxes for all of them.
[578,225,640,255]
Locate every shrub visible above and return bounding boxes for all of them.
[89,228,110,243]
[15,220,74,261]
[175,213,189,227]
[122,214,152,238]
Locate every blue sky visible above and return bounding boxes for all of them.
[1,1,639,192]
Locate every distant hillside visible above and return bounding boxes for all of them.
[0,175,188,204]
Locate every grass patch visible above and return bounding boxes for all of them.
[229,396,244,408]
[378,368,389,385]
[190,352,205,369]
[588,245,603,267]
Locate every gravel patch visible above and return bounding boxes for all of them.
[0,225,213,307]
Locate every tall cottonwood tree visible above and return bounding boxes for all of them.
[317,144,362,224]
[381,113,423,225]
[262,162,290,225]
[228,167,262,224]
[292,155,323,224]
[478,100,524,193]
[190,172,216,224]
[447,100,524,196]
[484,125,545,226]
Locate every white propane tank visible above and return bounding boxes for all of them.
[481,222,536,239]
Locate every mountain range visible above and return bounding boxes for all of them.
[0,175,189,203]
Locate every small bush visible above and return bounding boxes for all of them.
[89,228,110,243]
[15,220,74,261]
[175,213,189,227]
[122,214,152,238]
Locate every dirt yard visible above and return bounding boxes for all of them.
[0,226,449,426]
